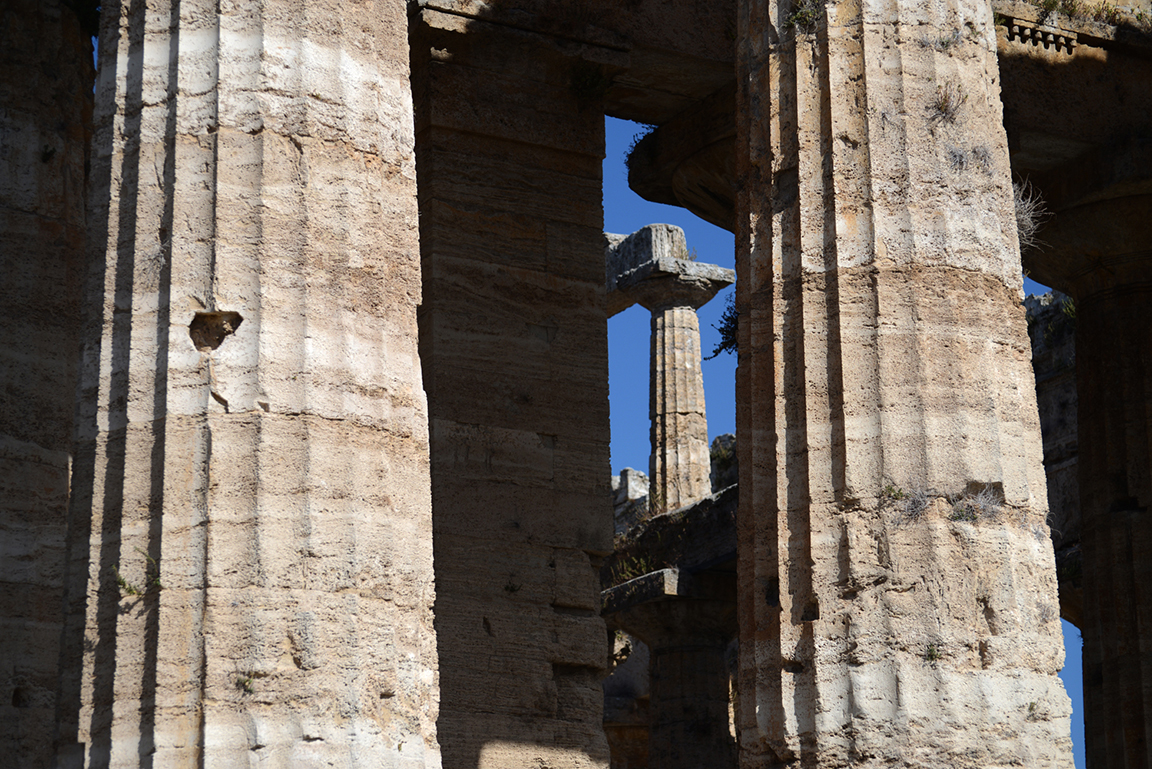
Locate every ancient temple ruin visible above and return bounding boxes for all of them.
[3,0,1152,767]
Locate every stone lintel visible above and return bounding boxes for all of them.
[602,567,735,617]
[415,0,631,54]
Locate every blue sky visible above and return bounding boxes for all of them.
[602,116,1084,766]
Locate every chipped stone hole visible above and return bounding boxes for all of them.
[189,311,243,351]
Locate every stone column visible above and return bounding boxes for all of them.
[0,3,92,767]
[608,226,733,512]
[606,569,738,769]
[55,1,440,765]
[411,4,620,767]
[648,301,715,512]
[734,0,1073,766]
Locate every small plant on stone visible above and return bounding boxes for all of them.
[901,488,930,522]
[971,145,993,172]
[705,293,739,360]
[113,548,163,598]
[882,484,906,501]
[949,486,1002,522]
[929,80,968,124]
[947,145,970,172]
[1027,701,1040,721]
[113,566,143,597]
[612,554,655,584]
[920,29,963,51]
[784,0,822,34]
[1014,180,1052,252]
[235,674,256,694]
[925,643,943,663]
[504,579,522,594]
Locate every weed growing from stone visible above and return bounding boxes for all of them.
[235,674,255,694]
[113,547,163,598]
[705,293,738,360]
[947,145,970,172]
[504,579,522,594]
[882,484,908,502]
[929,81,967,124]
[902,488,930,521]
[920,29,963,51]
[1014,180,1052,252]
[624,124,657,178]
[1031,0,1141,26]
[925,643,943,663]
[784,0,822,34]
[949,486,1002,522]
[611,554,655,584]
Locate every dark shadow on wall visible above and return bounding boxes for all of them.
[409,2,620,767]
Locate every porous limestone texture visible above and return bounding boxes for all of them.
[0,3,91,767]
[649,306,714,513]
[410,4,615,767]
[734,0,1073,766]
[55,2,440,766]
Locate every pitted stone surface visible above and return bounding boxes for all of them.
[734,0,1072,766]
[55,2,441,765]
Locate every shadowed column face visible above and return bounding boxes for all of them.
[0,3,92,767]
[734,0,1073,766]
[1076,288,1152,769]
[411,7,615,769]
[57,2,440,765]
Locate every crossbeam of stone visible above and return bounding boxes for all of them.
[606,224,734,512]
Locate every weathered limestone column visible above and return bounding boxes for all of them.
[649,305,714,512]
[605,569,738,769]
[411,3,620,767]
[608,226,734,512]
[734,0,1073,766]
[0,3,92,766]
[55,1,440,765]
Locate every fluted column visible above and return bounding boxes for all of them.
[0,3,92,767]
[56,2,439,766]
[734,0,1072,766]
[650,304,714,512]
[607,225,733,513]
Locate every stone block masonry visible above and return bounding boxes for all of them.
[734,0,1073,765]
[53,1,441,765]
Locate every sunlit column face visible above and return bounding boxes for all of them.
[733,0,1071,766]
